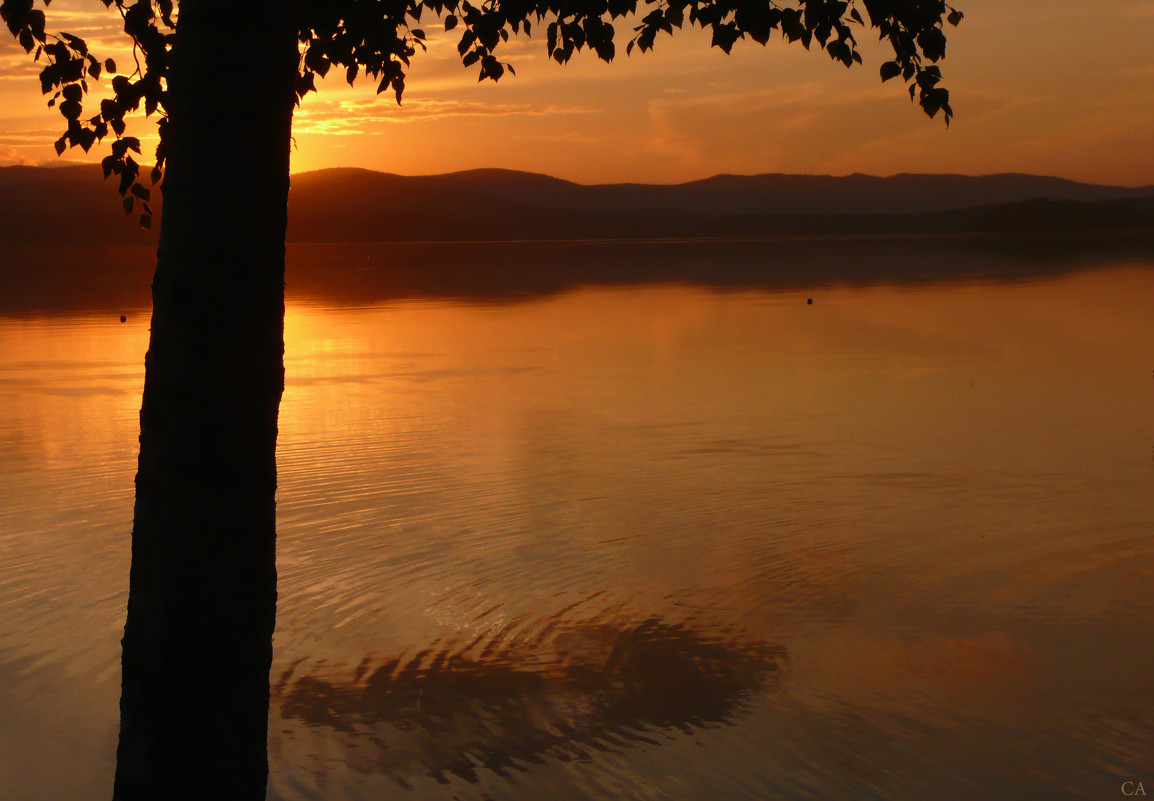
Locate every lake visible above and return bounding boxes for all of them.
[1,239,1152,800]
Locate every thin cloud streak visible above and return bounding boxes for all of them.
[294,96,597,135]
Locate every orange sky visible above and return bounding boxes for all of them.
[1,0,1152,185]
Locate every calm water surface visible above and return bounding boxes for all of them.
[1,245,1152,800]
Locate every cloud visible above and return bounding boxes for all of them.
[0,57,41,80]
[293,95,596,135]
[637,82,868,173]
[0,2,139,80]
[0,144,33,165]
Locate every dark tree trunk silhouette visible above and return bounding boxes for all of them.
[113,2,300,798]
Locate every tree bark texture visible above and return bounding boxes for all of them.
[113,2,300,798]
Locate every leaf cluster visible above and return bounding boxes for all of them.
[1,0,172,227]
[870,0,961,119]
[292,0,961,121]
[2,0,961,229]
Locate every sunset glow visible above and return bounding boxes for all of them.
[4,1,1154,797]
[1,0,1152,185]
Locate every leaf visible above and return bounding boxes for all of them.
[711,23,739,54]
[478,22,500,50]
[139,214,151,229]
[947,10,963,26]
[60,32,87,57]
[104,58,115,73]
[734,3,770,44]
[77,127,96,151]
[118,162,137,195]
[480,55,504,81]
[457,29,476,55]
[123,195,134,213]
[304,47,329,76]
[445,14,458,31]
[59,99,82,120]
[827,40,852,67]
[916,27,946,62]
[294,72,316,98]
[879,61,901,81]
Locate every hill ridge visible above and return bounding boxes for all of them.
[1,164,1153,246]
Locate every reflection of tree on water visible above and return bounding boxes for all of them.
[273,618,786,787]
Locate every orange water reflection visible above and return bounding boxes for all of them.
[269,268,1154,798]
[1,263,1153,800]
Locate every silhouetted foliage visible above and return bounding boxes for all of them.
[0,3,964,799]
[1,0,961,227]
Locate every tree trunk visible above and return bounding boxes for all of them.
[113,2,300,799]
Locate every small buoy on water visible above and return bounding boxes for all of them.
[120,315,127,323]
[807,298,813,305]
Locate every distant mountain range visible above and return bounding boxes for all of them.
[1,164,1153,246]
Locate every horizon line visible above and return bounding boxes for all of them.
[5,161,1154,191]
